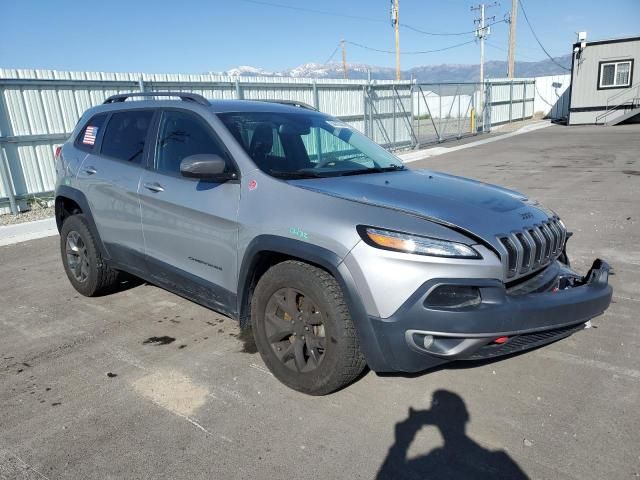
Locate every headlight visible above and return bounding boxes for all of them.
[358,226,481,259]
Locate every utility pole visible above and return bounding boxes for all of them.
[341,39,348,79]
[507,0,518,77]
[391,0,400,81]
[472,3,496,128]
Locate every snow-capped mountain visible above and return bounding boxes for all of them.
[218,55,571,82]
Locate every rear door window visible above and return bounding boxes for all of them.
[101,110,154,164]
[75,113,108,152]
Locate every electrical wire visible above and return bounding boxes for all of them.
[236,0,496,37]
[236,0,386,24]
[485,41,540,62]
[518,0,571,71]
[402,18,508,36]
[345,39,476,55]
[323,43,341,65]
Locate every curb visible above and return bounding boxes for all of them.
[0,217,58,246]
[398,121,553,163]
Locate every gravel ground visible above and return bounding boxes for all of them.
[0,205,54,226]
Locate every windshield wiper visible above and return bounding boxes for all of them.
[269,170,328,179]
[337,164,406,176]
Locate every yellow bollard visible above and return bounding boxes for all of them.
[470,108,475,133]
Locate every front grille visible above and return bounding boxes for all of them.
[467,323,584,360]
[499,218,566,279]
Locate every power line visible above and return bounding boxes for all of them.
[402,18,508,36]
[236,0,383,23]
[323,43,341,64]
[237,0,494,38]
[518,0,570,71]
[345,39,476,55]
[485,41,540,62]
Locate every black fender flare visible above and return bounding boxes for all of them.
[237,235,389,371]
[55,185,110,261]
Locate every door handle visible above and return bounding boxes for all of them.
[83,166,97,175]
[143,182,165,193]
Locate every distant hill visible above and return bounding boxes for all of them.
[221,54,572,82]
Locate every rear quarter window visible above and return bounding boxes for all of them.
[74,113,108,152]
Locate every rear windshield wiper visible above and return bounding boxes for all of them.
[337,164,406,176]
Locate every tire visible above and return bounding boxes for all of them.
[60,214,119,296]
[251,260,366,395]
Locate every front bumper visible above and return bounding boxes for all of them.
[366,259,612,372]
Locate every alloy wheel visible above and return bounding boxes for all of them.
[264,287,327,372]
[65,230,89,283]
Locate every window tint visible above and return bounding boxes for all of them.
[600,60,632,88]
[601,64,615,87]
[75,113,107,151]
[155,110,226,174]
[101,110,154,163]
[218,112,402,178]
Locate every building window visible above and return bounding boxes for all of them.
[599,60,633,89]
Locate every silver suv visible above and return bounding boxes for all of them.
[55,92,612,395]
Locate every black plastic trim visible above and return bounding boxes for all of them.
[573,36,640,48]
[104,91,209,106]
[55,185,110,260]
[143,255,237,319]
[237,235,389,370]
[367,260,612,372]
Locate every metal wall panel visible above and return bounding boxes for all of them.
[486,79,535,125]
[0,68,548,213]
[533,74,571,119]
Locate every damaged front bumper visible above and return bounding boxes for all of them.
[367,259,612,373]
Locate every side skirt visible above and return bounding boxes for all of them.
[105,243,238,321]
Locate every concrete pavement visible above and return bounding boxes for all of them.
[1,124,639,479]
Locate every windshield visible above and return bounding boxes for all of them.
[218,111,405,178]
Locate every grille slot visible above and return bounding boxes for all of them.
[500,237,518,276]
[499,218,566,279]
[515,232,532,272]
[467,323,584,360]
[528,229,543,266]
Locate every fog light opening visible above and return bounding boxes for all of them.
[425,285,481,309]
[423,334,434,349]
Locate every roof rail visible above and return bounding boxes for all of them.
[103,91,209,106]
[257,99,318,111]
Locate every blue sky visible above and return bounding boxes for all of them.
[1,0,638,73]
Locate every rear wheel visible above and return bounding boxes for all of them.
[251,260,366,395]
[60,214,118,296]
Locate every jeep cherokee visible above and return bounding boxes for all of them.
[55,92,612,395]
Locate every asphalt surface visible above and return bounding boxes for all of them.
[1,124,639,479]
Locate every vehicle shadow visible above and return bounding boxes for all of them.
[376,390,528,480]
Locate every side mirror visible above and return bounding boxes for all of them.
[180,154,237,181]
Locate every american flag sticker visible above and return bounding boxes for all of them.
[82,126,98,145]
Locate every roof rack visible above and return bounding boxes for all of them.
[257,99,318,111]
[103,91,209,106]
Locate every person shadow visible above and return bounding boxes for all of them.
[376,390,529,480]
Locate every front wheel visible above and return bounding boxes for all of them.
[251,260,366,395]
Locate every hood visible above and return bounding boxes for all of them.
[289,169,555,250]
